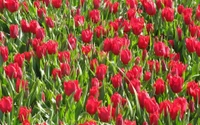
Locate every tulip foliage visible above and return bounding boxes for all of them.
[0,0,200,124]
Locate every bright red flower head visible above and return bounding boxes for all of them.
[89,9,100,23]
[138,35,150,49]
[131,17,144,35]
[82,29,93,43]
[52,0,62,8]
[141,0,156,16]
[21,19,30,33]
[45,17,54,28]
[168,75,184,93]
[98,106,112,122]
[86,96,101,115]
[60,63,71,76]
[185,37,197,53]
[111,73,122,88]
[5,0,19,13]
[0,46,9,62]
[63,80,79,96]
[154,78,165,95]
[161,7,174,22]
[10,24,18,38]
[16,78,28,93]
[0,96,13,113]
[120,49,132,65]
[18,107,32,122]
[74,14,85,27]
[96,64,107,81]
[111,92,122,108]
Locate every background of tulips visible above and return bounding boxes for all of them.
[0,0,200,124]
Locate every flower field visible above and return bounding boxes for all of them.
[0,0,200,124]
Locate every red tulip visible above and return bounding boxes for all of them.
[5,0,19,13]
[81,29,93,43]
[89,86,99,98]
[144,97,159,114]
[0,46,9,62]
[46,40,58,54]
[37,8,46,18]
[45,17,54,28]
[196,5,200,21]
[185,37,197,53]
[86,96,101,115]
[138,35,150,49]
[128,79,141,94]
[63,80,79,96]
[126,0,137,9]
[123,20,131,33]
[170,97,188,120]
[120,49,132,65]
[150,112,159,125]
[36,44,47,59]
[0,96,13,113]
[144,71,151,81]
[90,58,98,71]
[74,14,84,27]
[131,17,144,35]
[116,114,124,125]
[58,51,70,63]
[156,0,162,9]
[187,81,199,100]
[111,37,123,55]
[82,44,92,55]
[168,75,184,93]
[177,27,182,40]
[93,0,100,9]
[141,0,156,16]
[177,4,184,14]
[111,92,122,108]
[103,38,112,52]
[52,0,62,8]
[89,9,100,23]
[29,20,40,34]
[154,78,165,95]
[10,24,18,38]
[146,23,154,34]
[94,25,105,38]
[161,7,174,22]
[182,8,193,25]
[154,42,167,57]
[159,100,171,116]
[164,0,173,8]
[96,64,107,81]
[18,107,32,122]
[56,94,62,106]
[111,73,122,88]
[4,63,22,79]
[138,90,150,108]
[127,8,136,20]
[60,63,71,76]
[36,28,45,40]
[52,68,62,80]
[21,19,30,33]
[196,42,200,57]
[98,106,112,122]
[22,120,30,125]
[109,2,119,14]
[109,20,119,31]
[16,78,28,93]
[91,77,101,87]
[14,53,25,67]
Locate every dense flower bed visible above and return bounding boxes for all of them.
[0,0,200,124]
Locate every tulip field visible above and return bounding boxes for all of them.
[1,0,200,124]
